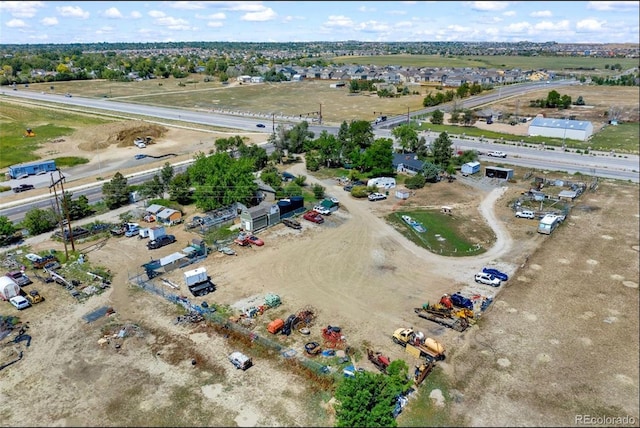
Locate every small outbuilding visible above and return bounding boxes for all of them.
[485,166,514,180]
[461,161,481,176]
[395,188,411,200]
[156,208,182,226]
[240,205,269,232]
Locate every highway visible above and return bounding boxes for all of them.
[1,79,638,224]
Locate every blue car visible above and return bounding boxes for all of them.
[482,267,509,281]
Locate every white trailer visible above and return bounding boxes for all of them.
[184,267,208,287]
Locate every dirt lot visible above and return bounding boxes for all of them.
[1,122,638,427]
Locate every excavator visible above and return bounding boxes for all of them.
[24,128,36,137]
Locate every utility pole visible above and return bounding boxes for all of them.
[271,112,275,133]
[49,169,75,258]
[407,106,410,124]
[318,103,322,125]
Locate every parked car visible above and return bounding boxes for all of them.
[125,226,140,237]
[10,295,31,310]
[343,184,354,192]
[256,123,266,128]
[515,210,535,219]
[303,211,324,224]
[474,272,501,287]
[482,267,509,282]
[368,192,387,202]
[247,235,264,246]
[281,218,302,230]
[147,234,176,250]
[487,150,507,158]
[313,205,331,215]
[12,184,35,193]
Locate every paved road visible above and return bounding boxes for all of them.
[1,80,638,224]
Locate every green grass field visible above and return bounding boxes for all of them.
[0,100,112,168]
[332,54,640,73]
[388,211,487,257]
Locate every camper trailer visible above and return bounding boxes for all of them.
[537,214,561,235]
[367,177,396,190]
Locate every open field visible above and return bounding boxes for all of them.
[333,54,640,74]
[0,112,638,426]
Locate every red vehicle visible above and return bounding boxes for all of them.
[248,235,264,246]
[303,211,324,224]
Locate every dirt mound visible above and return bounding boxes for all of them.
[76,121,168,151]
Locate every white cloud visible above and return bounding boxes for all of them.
[534,20,569,31]
[358,6,376,12]
[504,21,532,33]
[470,1,510,11]
[240,8,277,22]
[155,16,190,29]
[196,12,226,20]
[323,15,354,28]
[148,10,166,18]
[103,8,123,19]
[40,17,58,26]
[503,11,516,17]
[394,20,414,29]
[388,10,407,15]
[227,3,268,12]
[587,1,638,12]
[130,11,142,19]
[207,21,223,28]
[530,10,552,18]
[356,21,391,33]
[576,19,606,31]
[0,1,44,18]
[5,18,27,28]
[168,1,207,10]
[57,6,90,19]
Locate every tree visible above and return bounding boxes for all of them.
[102,172,130,209]
[430,109,444,125]
[160,162,174,191]
[21,208,57,236]
[422,161,442,181]
[312,183,325,199]
[168,172,192,205]
[362,138,394,176]
[140,174,165,199]
[432,131,453,168]
[392,124,418,153]
[334,360,411,427]
[462,109,476,126]
[0,216,17,237]
[405,173,426,189]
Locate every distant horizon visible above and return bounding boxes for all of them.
[1,1,638,45]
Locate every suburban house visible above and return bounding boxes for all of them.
[255,179,277,203]
[145,204,166,222]
[392,153,425,175]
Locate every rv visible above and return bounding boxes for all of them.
[537,214,561,235]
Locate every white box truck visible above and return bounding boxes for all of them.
[148,226,166,241]
[184,267,208,287]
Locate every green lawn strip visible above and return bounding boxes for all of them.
[389,211,485,257]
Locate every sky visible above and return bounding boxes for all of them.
[1,1,639,45]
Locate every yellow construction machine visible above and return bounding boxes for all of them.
[24,128,36,137]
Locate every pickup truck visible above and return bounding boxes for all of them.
[6,270,32,287]
[12,184,35,193]
[487,150,507,158]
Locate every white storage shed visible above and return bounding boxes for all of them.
[461,161,480,175]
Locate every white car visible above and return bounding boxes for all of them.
[368,192,387,201]
[487,151,507,158]
[313,205,331,215]
[515,210,535,219]
[10,295,31,310]
[474,272,501,287]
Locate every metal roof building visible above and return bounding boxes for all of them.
[528,117,593,141]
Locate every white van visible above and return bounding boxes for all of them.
[537,214,561,234]
[229,352,252,370]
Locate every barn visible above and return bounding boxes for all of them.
[528,117,593,141]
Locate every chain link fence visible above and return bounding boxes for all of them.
[128,272,330,375]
